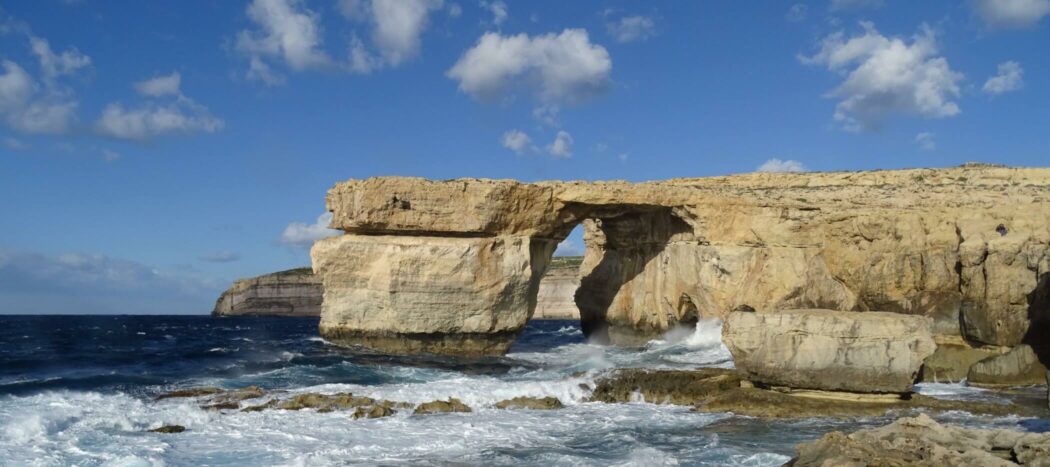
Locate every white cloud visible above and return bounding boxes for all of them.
[983,61,1024,95]
[757,158,807,173]
[101,148,120,161]
[0,35,86,136]
[96,100,223,141]
[28,36,91,82]
[447,29,612,104]
[448,3,462,18]
[281,212,341,248]
[915,132,936,151]
[340,0,444,74]
[801,22,962,131]
[972,0,1050,28]
[554,238,583,257]
[4,137,28,150]
[236,0,331,84]
[0,249,223,314]
[481,0,508,26]
[830,0,884,10]
[199,251,241,263]
[501,129,532,154]
[607,15,655,43]
[786,4,809,22]
[532,103,559,126]
[134,72,181,97]
[546,130,573,158]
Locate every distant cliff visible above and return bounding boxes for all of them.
[533,257,582,320]
[212,262,582,320]
[212,268,322,317]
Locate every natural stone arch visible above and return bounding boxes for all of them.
[312,168,1050,356]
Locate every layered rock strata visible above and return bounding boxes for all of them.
[722,309,937,393]
[212,268,321,317]
[788,414,1050,466]
[311,166,1050,356]
[533,257,582,320]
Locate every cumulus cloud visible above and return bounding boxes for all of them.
[972,0,1050,28]
[983,61,1024,95]
[134,72,181,97]
[281,212,341,249]
[801,22,962,131]
[339,0,444,74]
[501,129,532,154]
[236,0,331,84]
[0,33,88,135]
[786,4,809,22]
[554,239,583,257]
[546,130,573,158]
[757,158,807,173]
[915,132,936,151]
[96,72,223,141]
[830,0,884,10]
[481,0,508,26]
[199,251,241,263]
[0,249,223,314]
[447,29,612,104]
[606,15,655,43]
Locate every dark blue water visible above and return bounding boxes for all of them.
[0,315,584,397]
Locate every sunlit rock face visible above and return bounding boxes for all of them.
[312,166,1050,356]
[212,269,321,317]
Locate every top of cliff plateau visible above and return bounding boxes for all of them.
[324,165,1050,239]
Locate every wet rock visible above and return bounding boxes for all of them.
[148,425,186,434]
[201,401,241,411]
[277,393,376,412]
[723,309,936,393]
[494,396,564,410]
[787,414,1050,466]
[412,398,472,415]
[693,387,1039,419]
[155,387,223,400]
[968,344,1049,387]
[921,337,1005,383]
[241,399,278,412]
[590,368,742,404]
[352,405,396,419]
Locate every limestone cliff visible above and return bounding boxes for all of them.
[212,268,322,317]
[311,165,1050,355]
[533,257,582,320]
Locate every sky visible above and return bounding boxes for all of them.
[0,0,1048,314]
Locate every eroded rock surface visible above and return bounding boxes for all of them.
[788,414,1050,466]
[722,309,936,393]
[212,268,321,317]
[969,344,1049,387]
[533,257,582,320]
[312,166,1050,354]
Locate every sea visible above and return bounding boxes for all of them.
[1,315,1047,466]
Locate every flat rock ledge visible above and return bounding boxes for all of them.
[723,309,937,393]
[590,369,1043,419]
[787,414,1050,466]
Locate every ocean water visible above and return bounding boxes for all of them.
[0,316,1046,466]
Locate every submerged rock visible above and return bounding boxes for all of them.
[968,344,1049,387]
[722,309,936,393]
[412,398,472,415]
[155,387,224,400]
[589,368,742,404]
[787,414,1050,466]
[148,425,186,434]
[494,396,564,410]
[277,393,376,412]
[352,405,396,419]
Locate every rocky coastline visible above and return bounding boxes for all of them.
[211,267,322,317]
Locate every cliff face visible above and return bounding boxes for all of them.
[212,268,322,317]
[533,258,582,320]
[311,166,1050,355]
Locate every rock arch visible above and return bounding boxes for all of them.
[311,168,1050,356]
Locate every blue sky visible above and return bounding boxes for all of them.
[0,0,1047,314]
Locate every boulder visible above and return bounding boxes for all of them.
[352,405,396,419]
[148,425,186,434]
[589,368,742,404]
[788,414,1050,466]
[968,344,1049,387]
[722,309,936,393]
